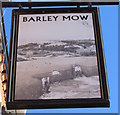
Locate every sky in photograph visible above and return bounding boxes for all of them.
[18,13,94,46]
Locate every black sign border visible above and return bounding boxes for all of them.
[7,7,110,110]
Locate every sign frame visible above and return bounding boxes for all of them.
[7,7,110,109]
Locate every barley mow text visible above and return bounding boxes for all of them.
[23,15,89,22]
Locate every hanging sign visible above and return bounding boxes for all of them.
[7,7,110,109]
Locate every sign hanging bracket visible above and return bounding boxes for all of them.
[28,1,32,9]
[88,2,92,7]
[77,2,92,9]
[77,5,80,9]
[18,3,23,10]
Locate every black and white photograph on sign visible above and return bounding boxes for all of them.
[15,13,101,100]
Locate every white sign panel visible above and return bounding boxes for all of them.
[15,12,101,100]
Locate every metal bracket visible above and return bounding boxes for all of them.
[88,2,92,7]
[19,3,32,10]
[29,5,32,9]
[28,0,32,9]
[77,2,92,9]
[77,5,80,9]
[18,3,23,10]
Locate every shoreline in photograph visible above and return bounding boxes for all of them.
[15,56,101,100]
[39,75,101,99]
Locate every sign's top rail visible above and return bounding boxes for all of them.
[1,1,119,8]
